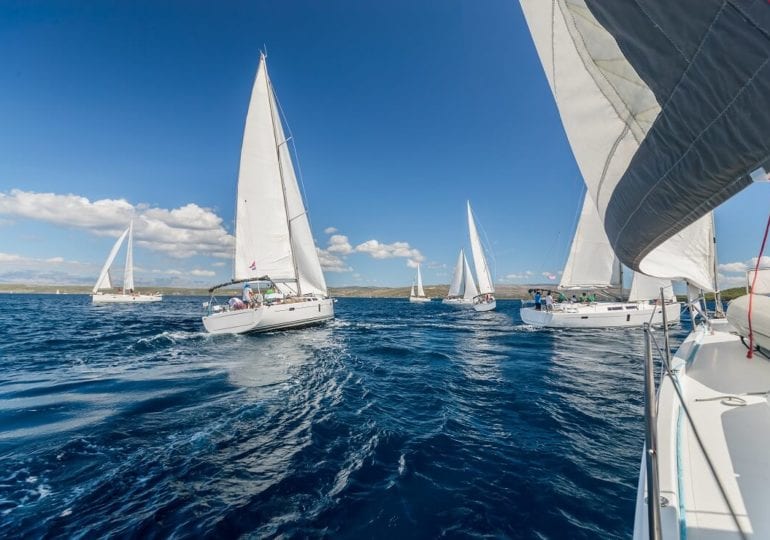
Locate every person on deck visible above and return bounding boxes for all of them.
[534,290,542,310]
[243,283,254,306]
[580,292,588,303]
[545,293,554,312]
[558,292,567,303]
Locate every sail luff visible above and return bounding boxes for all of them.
[123,220,135,293]
[93,228,129,293]
[447,250,464,297]
[467,201,494,294]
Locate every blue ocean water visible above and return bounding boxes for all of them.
[0,295,689,538]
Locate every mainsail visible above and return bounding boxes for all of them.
[628,273,674,303]
[519,1,770,288]
[123,220,135,292]
[233,54,327,296]
[467,201,494,295]
[93,227,129,293]
[462,253,479,300]
[560,192,620,290]
[448,250,464,297]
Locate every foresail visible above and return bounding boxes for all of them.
[447,250,464,297]
[123,220,134,292]
[234,55,294,282]
[519,1,770,290]
[462,254,479,300]
[416,264,425,297]
[93,227,129,293]
[628,272,674,302]
[467,202,494,294]
[560,193,620,289]
[268,80,327,296]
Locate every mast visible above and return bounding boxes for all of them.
[264,55,301,295]
[618,259,624,301]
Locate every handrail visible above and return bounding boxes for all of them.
[643,322,663,540]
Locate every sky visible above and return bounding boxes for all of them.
[0,0,768,290]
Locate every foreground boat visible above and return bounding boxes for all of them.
[202,54,333,334]
[467,201,496,312]
[442,249,476,306]
[91,220,162,304]
[519,1,770,537]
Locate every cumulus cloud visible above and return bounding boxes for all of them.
[718,256,770,275]
[718,261,748,273]
[0,189,234,259]
[317,247,352,272]
[354,239,425,267]
[326,234,353,254]
[324,227,338,234]
[0,253,22,263]
[190,269,216,277]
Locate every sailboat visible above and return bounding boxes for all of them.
[442,249,478,306]
[91,220,162,303]
[409,264,431,303]
[520,2,770,538]
[520,193,681,328]
[202,54,333,334]
[467,201,496,311]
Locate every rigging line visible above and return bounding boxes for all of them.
[746,210,770,358]
[647,330,748,540]
[271,87,312,216]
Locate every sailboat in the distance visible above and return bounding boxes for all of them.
[91,220,162,304]
[442,249,477,306]
[409,263,431,303]
[202,53,333,334]
[467,201,496,312]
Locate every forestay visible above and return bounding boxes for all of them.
[519,1,770,287]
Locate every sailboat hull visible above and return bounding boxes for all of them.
[473,299,496,312]
[409,296,431,303]
[520,302,681,328]
[442,297,473,307]
[92,293,162,304]
[202,297,334,335]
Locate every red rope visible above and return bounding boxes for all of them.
[747,211,770,358]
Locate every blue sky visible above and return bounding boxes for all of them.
[0,1,767,289]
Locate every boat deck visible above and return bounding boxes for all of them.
[640,320,770,539]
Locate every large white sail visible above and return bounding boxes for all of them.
[93,227,129,293]
[628,273,674,302]
[416,264,426,297]
[517,1,760,290]
[560,193,620,289]
[233,56,294,282]
[467,202,494,295]
[267,83,327,296]
[447,250,464,297]
[462,253,479,300]
[123,220,135,292]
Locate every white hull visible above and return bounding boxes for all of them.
[409,296,431,303]
[473,298,496,312]
[520,301,681,328]
[203,297,333,335]
[442,297,473,307]
[632,315,770,539]
[92,293,162,303]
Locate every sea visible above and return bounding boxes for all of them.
[0,294,691,538]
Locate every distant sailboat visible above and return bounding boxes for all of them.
[92,220,162,303]
[467,201,495,311]
[442,249,477,306]
[519,192,681,328]
[409,264,431,303]
[202,54,333,334]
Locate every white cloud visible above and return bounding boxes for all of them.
[326,234,353,254]
[0,252,22,263]
[190,269,216,277]
[718,273,748,289]
[212,261,226,267]
[354,239,425,267]
[46,257,65,263]
[316,247,352,272]
[0,189,234,259]
[718,261,748,273]
[324,227,338,234]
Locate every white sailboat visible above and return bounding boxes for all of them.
[520,193,681,328]
[520,2,770,538]
[202,54,333,334]
[409,264,431,303]
[442,249,478,306]
[467,201,496,311]
[91,220,162,304]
